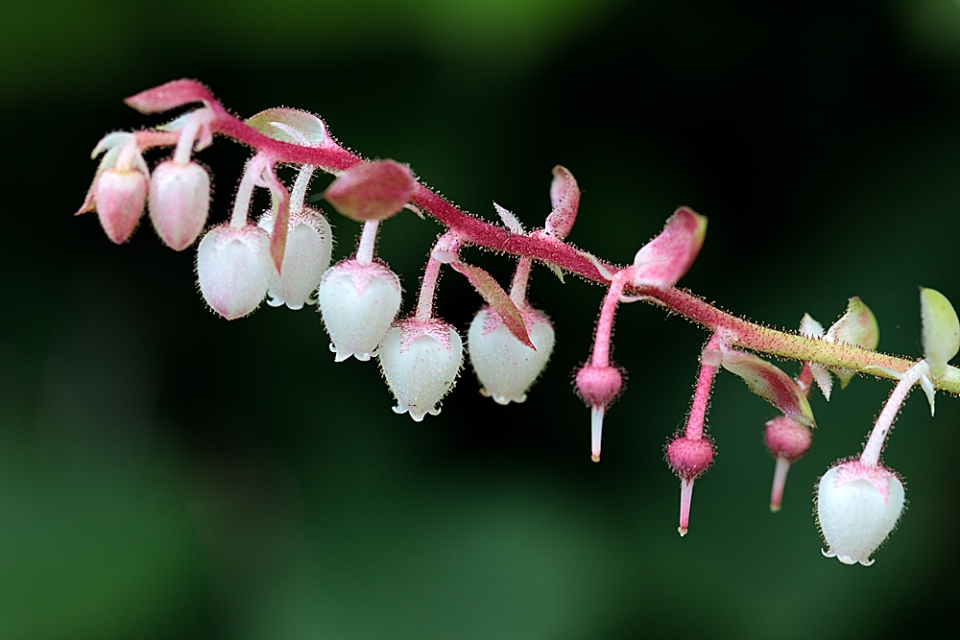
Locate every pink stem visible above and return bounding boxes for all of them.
[769,456,791,513]
[860,361,928,467]
[797,363,813,395]
[590,270,632,367]
[356,220,379,265]
[685,334,722,441]
[509,257,533,307]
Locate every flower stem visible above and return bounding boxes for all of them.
[590,269,632,368]
[685,334,722,440]
[860,361,928,467]
[356,220,379,265]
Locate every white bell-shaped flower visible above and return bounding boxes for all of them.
[816,459,905,566]
[318,259,402,362]
[258,207,333,310]
[149,160,210,251]
[467,305,554,404]
[378,319,463,421]
[196,223,274,320]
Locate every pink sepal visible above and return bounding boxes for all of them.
[632,207,707,289]
[450,262,534,349]
[720,347,816,428]
[260,163,291,273]
[324,160,415,222]
[545,165,579,239]
[125,79,216,114]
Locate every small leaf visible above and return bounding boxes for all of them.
[799,313,824,339]
[324,160,415,222]
[125,79,215,114]
[449,263,534,349]
[720,348,816,427]
[493,202,524,234]
[545,166,579,239]
[920,287,960,378]
[826,297,880,350]
[919,372,937,417]
[246,108,327,146]
[261,163,290,273]
[632,207,708,289]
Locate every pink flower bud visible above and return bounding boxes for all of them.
[765,416,813,513]
[378,319,464,421]
[324,160,415,222]
[258,207,333,310]
[816,459,905,566]
[196,223,274,320]
[468,305,554,405]
[94,168,148,244]
[575,363,624,462]
[318,259,402,362]
[149,160,210,251]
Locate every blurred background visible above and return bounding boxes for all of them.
[3,0,960,638]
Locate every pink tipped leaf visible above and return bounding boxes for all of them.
[632,207,708,289]
[260,163,291,273]
[246,108,328,146]
[720,348,816,428]
[450,262,534,349]
[125,79,216,114]
[324,160,415,222]
[826,297,880,388]
[545,166,579,239]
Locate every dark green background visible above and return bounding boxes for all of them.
[2,0,960,638]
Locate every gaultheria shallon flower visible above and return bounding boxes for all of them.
[378,319,464,421]
[95,169,149,244]
[468,305,554,405]
[318,259,402,362]
[575,364,623,462]
[816,459,905,566]
[765,416,813,512]
[258,207,333,310]
[149,159,210,251]
[196,223,274,320]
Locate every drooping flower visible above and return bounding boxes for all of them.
[378,318,463,421]
[77,132,150,244]
[258,207,333,310]
[575,363,624,462]
[196,223,274,320]
[765,416,813,512]
[318,259,402,362]
[468,305,554,405]
[816,459,905,566]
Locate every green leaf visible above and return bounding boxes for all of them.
[826,297,880,389]
[921,287,960,378]
[246,107,327,146]
[720,349,816,427]
[450,263,534,349]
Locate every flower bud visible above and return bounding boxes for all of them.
[149,160,210,250]
[196,223,273,320]
[816,459,905,566]
[324,160,415,222]
[94,168,148,244]
[575,363,624,462]
[258,207,333,310]
[318,259,402,362]
[468,305,554,405]
[378,319,463,421]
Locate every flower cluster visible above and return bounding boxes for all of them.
[77,79,960,566]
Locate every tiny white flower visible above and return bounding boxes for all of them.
[318,259,402,362]
[816,459,905,567]
[258,207,333,310]
[378,319,463,421]
[467,305,554,404]
[196,223,273,320]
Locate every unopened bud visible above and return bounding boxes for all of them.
[149,160,210,250]
[95,168,148,244]
[324,160,415,222]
